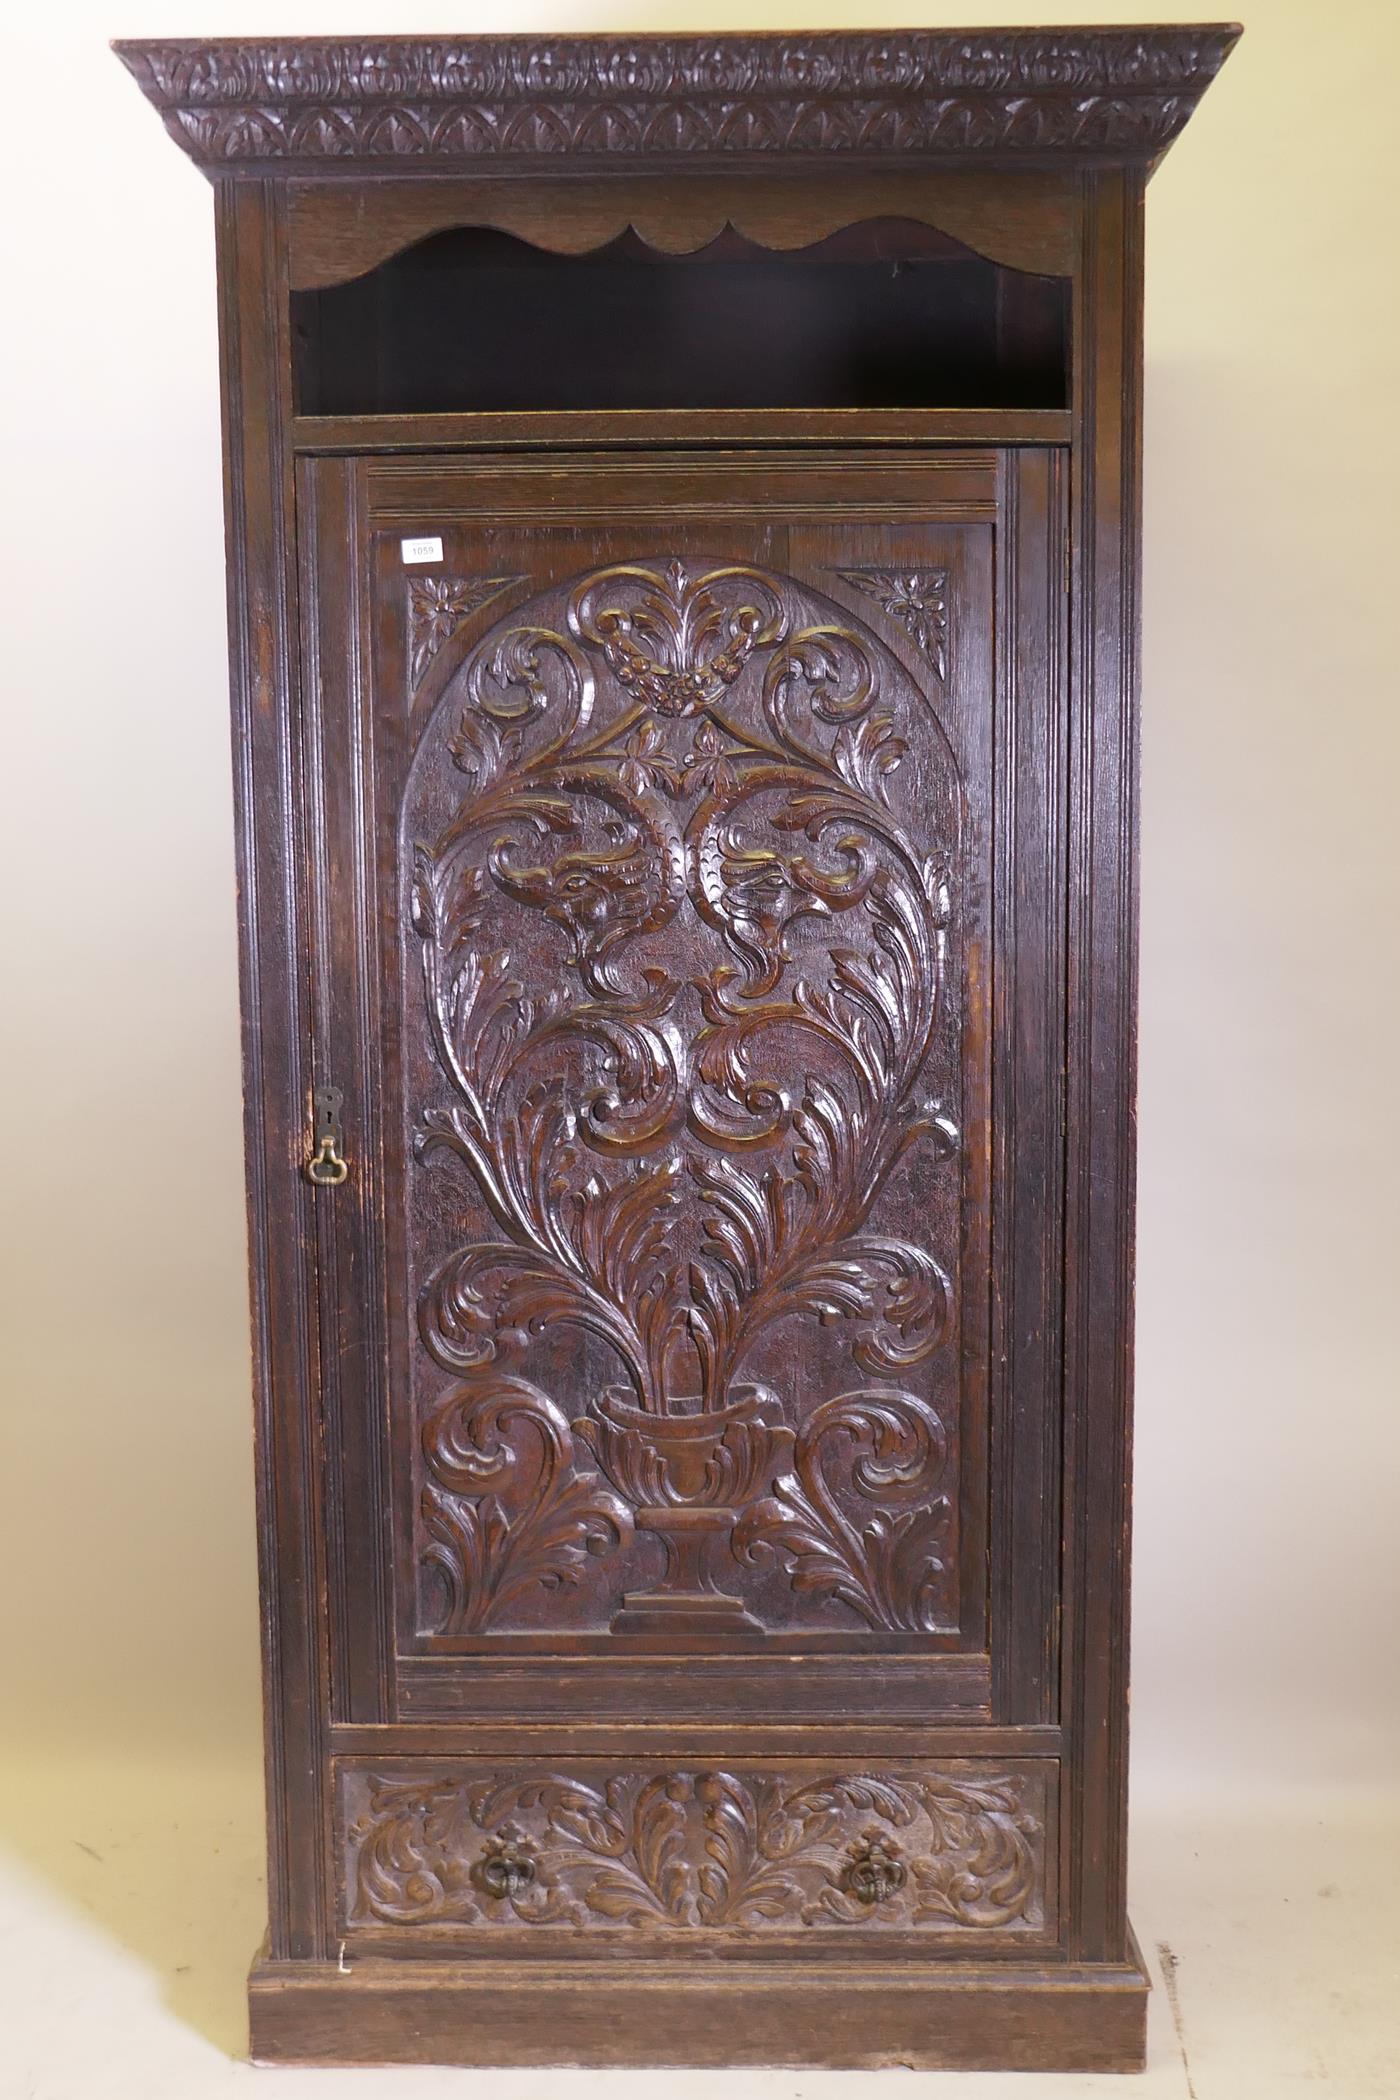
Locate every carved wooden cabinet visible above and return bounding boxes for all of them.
[119,24,1237,2073]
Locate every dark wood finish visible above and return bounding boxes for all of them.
[1062,166,1146,1965]
[114,29,1237,174]
[312,453,999,1679]
[291,408,1075,454]
[283,168,1083,289]
[335,1757,1058,1950]
[214,176,329,1966]
[290,222,1069,417]
[249,1945,1151,2070]
[118,23,1239,2073]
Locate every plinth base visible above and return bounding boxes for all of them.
[608,1588,765,1635]
[609,1504,766,1634]
[249,1936,1150,2071]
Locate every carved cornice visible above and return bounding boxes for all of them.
[115,28,1240,176]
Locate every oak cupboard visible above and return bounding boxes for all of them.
[117,25,1239,2071]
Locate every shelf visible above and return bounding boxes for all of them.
[291,407,1072,455]
[291,222,1069,421]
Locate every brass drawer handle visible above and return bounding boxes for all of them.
[839,1832,906,1907]
[473,1831,537,1900]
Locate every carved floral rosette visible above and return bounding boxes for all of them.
[342,1761,1050,1939]
[403,555,964,1636]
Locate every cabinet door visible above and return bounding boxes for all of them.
[302,449,1065,1731]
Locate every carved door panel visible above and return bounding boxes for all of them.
[303,450,1066,1731]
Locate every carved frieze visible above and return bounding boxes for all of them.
[343,1761,1051,1937]
[116,30,1241,172]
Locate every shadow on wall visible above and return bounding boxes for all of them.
[0,1754,264,2058]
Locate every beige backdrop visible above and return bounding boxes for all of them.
[3,0,1397,1819]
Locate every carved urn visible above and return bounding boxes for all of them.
[576,1383,794,1632]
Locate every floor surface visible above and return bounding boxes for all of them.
[0,1759,1395,2098]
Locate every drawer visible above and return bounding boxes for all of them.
[336,1756,1056,1952]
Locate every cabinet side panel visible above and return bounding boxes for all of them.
[215,176,328,1962]
[298,455,396,1728]
[991,447,1069,1726]
[1062,168,1144,1962]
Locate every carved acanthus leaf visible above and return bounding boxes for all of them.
[406,557,963,1632]
[733,1389,955,1632]
[408,574,520,689]
[836,567,950,681]
[345,1763,1047,1935]
[118,31,1241,170]
[420,1375,632,1634]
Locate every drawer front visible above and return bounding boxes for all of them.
[337,1757,1056,1951]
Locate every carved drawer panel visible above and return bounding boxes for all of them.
[337,1758,1056,1948]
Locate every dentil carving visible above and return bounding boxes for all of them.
[408,556,961,1634]
[346,1763,1047,1935]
